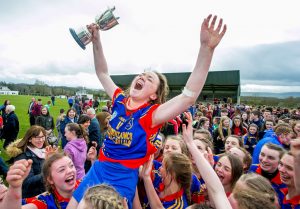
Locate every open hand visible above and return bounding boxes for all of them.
[182,112,194,144]
[141,155,154,180]
[200,14,227,50]
[45,145,59,159]
[87,146,97,162]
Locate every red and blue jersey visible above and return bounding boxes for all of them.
[249,164,287,204]
[152,160,202,204]
[156,183,188,209]
[140,160,200,208]
[74,88,163,209]
[99,88,162,169]
[279,188,300,209]
[22,180,80,209]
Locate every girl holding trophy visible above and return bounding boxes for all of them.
[68,14,227,209]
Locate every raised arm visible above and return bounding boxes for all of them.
[0,159,37,209]
[182,112,232,209]
[152,15,226,127]
[141,156,165,209]
[291,138,300,194]
[87,24,118,99]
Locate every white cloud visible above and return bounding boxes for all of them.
[0,0,300,93]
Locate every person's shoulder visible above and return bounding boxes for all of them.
[249,164,259,172]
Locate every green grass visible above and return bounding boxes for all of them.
[0,95,69,161]
[0,95,107,162]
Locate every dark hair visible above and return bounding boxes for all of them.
[224,135,244,148]
[251,110,260,117]
[42,153,68,209]
[77,114,91,125]
[66,123,89,143]
[66,108,77,118]
[17,125,47,152]
[196,117,210,130]
[217,154,243,189]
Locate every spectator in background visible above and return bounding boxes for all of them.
[0,100,10,121]
[85,108,101,173]
[291,120,300,139]
[213,116,231,154]
[51,95,55,106]
[56,108,65,144]
[35,106,55,145]
[231,116,247,137]
[259,119,275,139]
[92,96,100,112]
[5,125,47,198]
[64,123,88,180]
[27,97,36,126]
[44,101,51,110]
[249,143,286,205]
[31,98,43,125]
[60,108,78,148]
[106,100,112,114]
[77,114,91,132]
[68,96,74,108]
[243,123,259,155]
[278,152,300,208]
[1,105,19,148]
[0,156,8,179]
[250,110,263,131]
[252,123,293,164]
[96,111,111,147]
[241,112,250,129]
[86,108,101,150]
[73,98,82,116]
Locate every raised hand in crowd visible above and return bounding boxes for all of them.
[182,111,232,209]
[291,138,300,194]
[0,159,32,209]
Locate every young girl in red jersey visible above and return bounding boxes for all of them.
[1,153,80,209]
[68,14,226,209]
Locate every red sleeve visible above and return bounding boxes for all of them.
[139,104,163,131]
[112,88,123,106]
[24,197,47,209]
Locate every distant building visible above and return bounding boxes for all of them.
[75,89,93,100]
[0,86,19,95]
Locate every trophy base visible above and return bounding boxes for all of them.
[69,28,86,50]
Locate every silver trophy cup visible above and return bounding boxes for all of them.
[69,6,119,50]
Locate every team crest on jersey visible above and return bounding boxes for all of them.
[110,111,117,121]
[125,118,134,130]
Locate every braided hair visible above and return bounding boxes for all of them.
[82,184,125,209]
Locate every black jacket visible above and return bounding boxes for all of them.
[14,149,45,198]
[2,111,19,148]
[35,114,54,130]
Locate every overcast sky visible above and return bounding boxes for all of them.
[0,0,300,93]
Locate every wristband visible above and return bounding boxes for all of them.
[182,87,196,98]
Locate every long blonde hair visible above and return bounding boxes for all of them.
[218,116,231,140]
